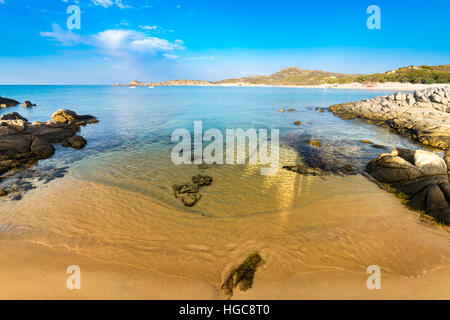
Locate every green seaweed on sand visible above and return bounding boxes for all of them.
[221,252,262,298]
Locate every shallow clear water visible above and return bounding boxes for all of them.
[0,85,427,215]
[1,86,450,285]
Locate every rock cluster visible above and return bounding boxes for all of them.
[22,101,36,108]
[329,87,450,149]
[172,174,213,207]
[366,148,450,225]
[0,109,98,183]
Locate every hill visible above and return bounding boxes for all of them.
[215,67,358,85]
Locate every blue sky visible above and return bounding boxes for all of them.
[0,0,448,84]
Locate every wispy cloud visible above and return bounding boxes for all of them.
[92,0,131,9]
[40,24,185,62]
[139,25,158,30]
[40,23,85,46]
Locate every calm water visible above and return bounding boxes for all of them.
[0,85,424,215]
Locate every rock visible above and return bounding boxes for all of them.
[192,174,213,186]
[51,109,77,123]
[329,87,450,150]
[308,139,322,147]
[283,165,329,176]
[0,189,7,196]
[0,97,20,108]
[1,119,28,133]
[180,193,202,207]
[30,137,55,158]
[0,112,28,122]
[344,164,353,172]
[293,121,302,126]
[0,111,98,191]
[22,101,36,108]
[366,148,450,225]
[66,135,87,149]
[51,109,98,125]
[287,108,296,112]
[360,140,373,144]
[172,174,213,207]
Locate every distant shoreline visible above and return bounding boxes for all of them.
[116,82,450,91]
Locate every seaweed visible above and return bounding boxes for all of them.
[221,252,262,298]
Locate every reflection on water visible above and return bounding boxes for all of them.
[0,86,449,287]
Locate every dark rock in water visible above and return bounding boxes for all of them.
[0,110,98,198]
[172,174,213,207]
[283,134,381,175]
[221,252,262,298]
[51,109,98,125]
[371,144,387,149]
[22,101,36,108]
[361,140,373,144]
[66,135,87,149]
[366,148,450,225]
[0,189,7,196]
[287,108,296,112]
[344,164,353,172]
[283,165,329,176]
[180,193,202,207]
[293,121,302,126]
[315,107,326,113]
[0,97,20,108]
[192,174,213,186]
[329,87,450,150]
[30,137,55,158]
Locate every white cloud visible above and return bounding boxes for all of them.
[139,25,158,30]
[41,24,184,61]
[40,23,84,46]
[92,0,131,8]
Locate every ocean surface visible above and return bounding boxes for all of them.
[2,86,449,290]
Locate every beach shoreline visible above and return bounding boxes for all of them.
[117,82,450,91]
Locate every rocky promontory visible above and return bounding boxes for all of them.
[0,109,98,193]
[329,87,450,150]
[366,148,449,225]
[0,97,20,108]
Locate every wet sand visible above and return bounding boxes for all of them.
[1,171,450,299]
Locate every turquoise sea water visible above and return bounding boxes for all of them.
[0,85,424,213]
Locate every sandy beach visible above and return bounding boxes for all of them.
[190,82,450,91]
[1,170,449,299]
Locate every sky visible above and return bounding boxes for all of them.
[0,0,449,84]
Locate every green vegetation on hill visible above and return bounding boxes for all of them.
[215,67,358,85]
[215,65,450,85]
[356,65,450,84]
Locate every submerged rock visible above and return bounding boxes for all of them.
[221,252,262,298]
[329,87,450,150]
[366,148,450,225]
[293,121,302,126]
[172,174,213,207]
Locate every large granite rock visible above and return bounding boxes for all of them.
[366,148,450,225]
[0,110,98,189]
[52,109,98,125]
[329,87,450,150]
[0,97,20,108]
